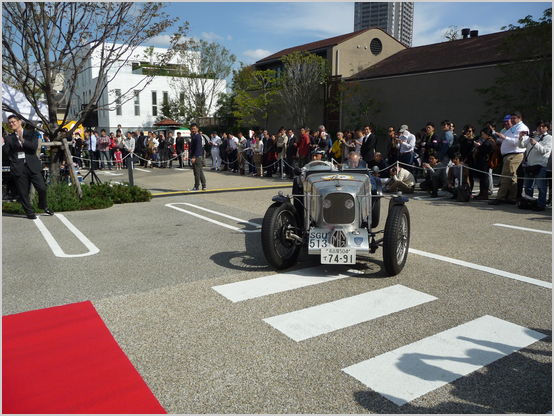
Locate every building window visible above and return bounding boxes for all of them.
[179,92,185,116]
[115,89,122,116]
[134,90,140,116]
[163,91,169,106]
[152,91,157,116]
[370,38,383,56]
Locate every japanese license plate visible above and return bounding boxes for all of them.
[321,247,356,264]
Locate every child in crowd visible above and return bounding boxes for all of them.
[151,148,158,168]
[114,148,123,170]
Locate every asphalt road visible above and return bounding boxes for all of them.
[2,165,552,413]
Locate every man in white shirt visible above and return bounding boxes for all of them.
[490,111,528,205]
[396,125,416,173]
[210,131,221,170]
[227,132,239,173]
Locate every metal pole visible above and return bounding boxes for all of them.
[127,155,134,187]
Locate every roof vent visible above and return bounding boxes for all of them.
[470,30,479,38]
[461,28,471,39]
[370,38,382,56]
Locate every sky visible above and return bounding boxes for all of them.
[147,1,551,70]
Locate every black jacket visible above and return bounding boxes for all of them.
[3,129,42,175]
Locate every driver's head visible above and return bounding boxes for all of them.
[347,151,360,168]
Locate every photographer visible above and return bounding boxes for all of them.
[517,120,552,211]
[420,153,447,197]
[385,164,415,194]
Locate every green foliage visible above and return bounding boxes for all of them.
[1,182,152,215]
[335,80,383,130]
[277,51,330,129]
[234,69,278,129]
[476,8,552,124]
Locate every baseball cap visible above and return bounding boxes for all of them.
[503,115,511,121]
[399,125,408,133]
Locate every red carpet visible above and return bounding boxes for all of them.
[2,301,166,414]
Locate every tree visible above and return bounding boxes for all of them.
[234,68,278,129]
[441,25,461,42]
[476,8,552,124]
[169,39,236,122]
[336,79,382,130]
[276,51,330,130]
[2,2,187,183]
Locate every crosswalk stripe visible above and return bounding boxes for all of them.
[263,285,437,342]
[212,268,350,302]
[342,315,547,406]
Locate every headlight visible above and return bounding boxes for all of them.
[344,199,354,209]
[323,199,332,209]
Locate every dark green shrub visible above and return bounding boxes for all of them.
[2,181,152,214]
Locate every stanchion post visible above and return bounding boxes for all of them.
[127,154,134,187]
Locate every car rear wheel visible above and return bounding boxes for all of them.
[371,197,381,229]
[261,202,301,269]
[383,204,410,275]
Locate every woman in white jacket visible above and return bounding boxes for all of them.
[518,120,552,211]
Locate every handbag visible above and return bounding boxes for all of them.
[524,164,542,176]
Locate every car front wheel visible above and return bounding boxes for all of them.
[261,202,301,269]
[382,204,410,275]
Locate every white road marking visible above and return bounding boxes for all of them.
[412,195,451,200]
[134,168,151,173]
[493,223,552,235]
[342,315,547,406]
[212,268,350,302]
[34,214,100,258]
[166,202,261,233]
[409,248,552,289]
[263,285,437,342]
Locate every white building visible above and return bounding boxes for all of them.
[354,2,414,47]
[66,43,226,132]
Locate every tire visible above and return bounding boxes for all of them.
[382,204,410,276]
[261,202,301,270]
[371,197,381,229]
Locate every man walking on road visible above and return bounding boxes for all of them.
[188,123,206,191]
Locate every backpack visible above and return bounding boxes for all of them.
[488,138,501,170]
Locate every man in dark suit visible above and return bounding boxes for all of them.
[360,124,377,168]
[175,131,185,168]
[3,114,54,219]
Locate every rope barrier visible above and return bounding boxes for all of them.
[58,151,549,182]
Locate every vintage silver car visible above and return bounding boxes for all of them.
[261,160,410,275]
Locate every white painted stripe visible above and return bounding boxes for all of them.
[412,196,451,200]
[409,248,552,289]
[166,202,261,233]
[212,268,350,302]
[181,203,262,228]
[342,315,546,406]
[263,285,437,342]
[134,168,151,173]
[494,223,552,235]
[34,214,100,258]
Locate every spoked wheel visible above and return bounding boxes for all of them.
[261,202,301,269]
[382,204,410,275]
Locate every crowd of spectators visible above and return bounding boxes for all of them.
[11,113,550,210]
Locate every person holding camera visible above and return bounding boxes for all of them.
[517,120,552,211]
[489,111,528,205]
[385,164,415,194]
[420,152,447,197]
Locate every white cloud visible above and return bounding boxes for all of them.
[144,35,174,48]
[243,49,272,62]
[202,31,224,41]
[255,3,355,39]
[227,35,233,41]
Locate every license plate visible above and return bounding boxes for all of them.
[321,247,356,264]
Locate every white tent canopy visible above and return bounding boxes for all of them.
[2,82,49,123]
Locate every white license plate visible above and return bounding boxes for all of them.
[321,247,356,264]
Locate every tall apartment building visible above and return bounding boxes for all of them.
[354,2,414,47]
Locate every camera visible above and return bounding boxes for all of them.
[390,167,397,175]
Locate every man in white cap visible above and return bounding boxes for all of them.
[396,124,416,173]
